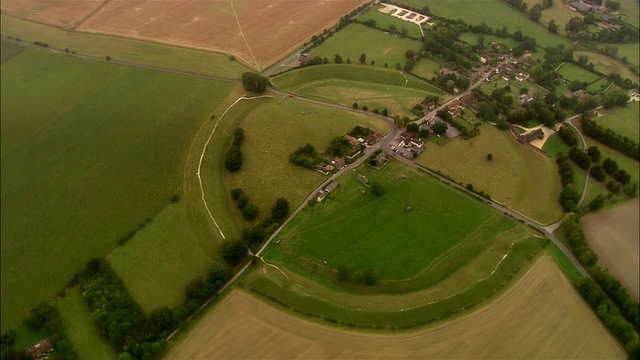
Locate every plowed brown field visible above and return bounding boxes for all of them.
[167,256,625,359]
[1,0,106,28]
[74,0,367,70]
[582,198,640,301]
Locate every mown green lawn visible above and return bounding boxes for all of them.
[410,57,442,79]
[557,62,602,83]
[307,23,423,69]
[357,5,423,39]
[0,48,234,332]
[543,133,572,157]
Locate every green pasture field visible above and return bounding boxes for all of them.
[357,5,423,39]
[618,0,639,28]
[222,97,389,224]
[615,43,640,67]
[272,64,437,92]
[265,161,496,280]
[396,0,571,48]
[1,39,24,63]
[306,23,423,69]
[411,57,442,79]
[106,202,215,314]
[557,62,602,84]
[538,0,584,32]
[0,48,234,332]
[543,133,572,157]
[1,14,248,78]
[574,50,638,81]
[545,244,582,281]
[53,289,117,360]
[594,101,639,142]
[586,77,610,94]
[416,123,563,224]
[458,33,520,49]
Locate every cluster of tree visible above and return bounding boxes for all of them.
[435,109,477,138]
[220,239,249,266]
[569,146,592,170]
[433,71,471,94]
[336,265,377,286]
[328,137,354,157]
[589,266,640,329]
[224,128,245,171]
[556,154,580,212]
[600,157,633,187]
[582,115,639,162]
[602,89,630,108]
[32,41,49,47]
[1,304,78,360]
[180,258,233,315]
[230,188,259,220]
[407,122,430,138]
[348,125,373,138]
[556,153,575,188]
[241,72,268,93]
[72,259,165,359]
[289,143,319,169]
[240,197,289,252]
[558,125,579,147]
[564,13,638,45]
[529,44,571,89]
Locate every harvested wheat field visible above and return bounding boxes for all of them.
[1,0,106,28]
[582,198,640,301]
[168,256,625,359]
[76,0,367,70]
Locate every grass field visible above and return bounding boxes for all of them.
[357,5,423,39]
[458,33,521,49]
[410,57,442,79]
[222,97,389,225]
[1,14,249,79]
[557,62,603,84]
[307,23,423,69]
[53,289,117,360]
[618,0,639,28]
[581,199,640,301]
[168,256,625,359]
[586,77,611,93]
[594,102,640,142]
[538,0,583,32]
[574,50,639,82]
[266,161,496,281]
[396,0,572,48]
[0,39,24,63]
[106,202,215,314]
[416,124,563,224]
[542,133,572,157]
[0,48,234,332]
[615,43,640,68]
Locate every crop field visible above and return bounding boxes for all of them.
[223,97,389,224]
[557,62,602,84]
[575,50,639,81]
[594,102,640,142]
[106,202,215,313]
[76,0,367,70]
[1,0,105,28]
[357,5,423,39]
[0,40,24,63]
[0,48,234,332]
[306,23,423,69]
[417,124,563,224]
[53,289,117,360]
[582,199,639,300]
[410,57,441,79]
[1,14,249,79]
[167,256,625,359]
[396,0,571,48]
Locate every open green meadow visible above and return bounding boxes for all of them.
[0,48,234,331]
[615,43,640,68]
[545,244,582,281]
[557,62,602,84]
[53,289,117,360]
[106,202,215,314]
[1,39,24,63]
[220,97,389,224]
[411,57,442,79]
[537,0,584,32]
[574,50,638,81]
[1,14,248,78]
[594,102,639,142]
[543,133,572,157]
[307,23,423,69]
[396,0,571,48]
[586,77,610,93]
[618,0,639,28]
[357,5,423,39]
[416,124,563,224]
[239,161,545,327]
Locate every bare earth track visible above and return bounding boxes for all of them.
[582,199,640,301]
[74,0,368,70]
[167,256,625,359]
[1,0,106,28]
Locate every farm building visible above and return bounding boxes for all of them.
[325,181,340,193]
[316,164,335,176]
[332,157,346,169]
[27,339,53,359]
[316,190,327,202]
[356,174,369,185]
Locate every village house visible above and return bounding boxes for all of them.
[366,133,382,145]
[325,181,340,193]
[423,100,438,111]
[27,339,53,359]
[298,53,311,65]
[332,157,346,169]
[316,189,327,202]
[315,164,335,176]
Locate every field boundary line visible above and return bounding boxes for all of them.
[229,0,260,71]
[196,94,273,240]
[70,0,111,30]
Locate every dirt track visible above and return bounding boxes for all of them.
[167,256,625,359]
[582,198,640,301]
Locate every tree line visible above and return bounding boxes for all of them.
[225,127,245,171]
[582,114,639,162]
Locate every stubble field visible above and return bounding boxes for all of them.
[1,0,105,28]
[75,0,368,70]
[167,256,625,359]
[581,199,640,301]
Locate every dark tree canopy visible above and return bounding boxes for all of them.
[241,72,268,93]
[271,198,290,220]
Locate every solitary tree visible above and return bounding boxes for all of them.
[359,53,367,64]
[487,153,493,161]
[334,53,343,64]
[432,122,448,136]
[241,72,268,93]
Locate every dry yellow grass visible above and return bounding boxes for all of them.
[167,256,625,359]
[582,198,640,301]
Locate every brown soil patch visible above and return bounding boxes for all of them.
[1,0,106,28]
[74,0,367,70]
[582,198,640,301]
[167,256,625,359]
